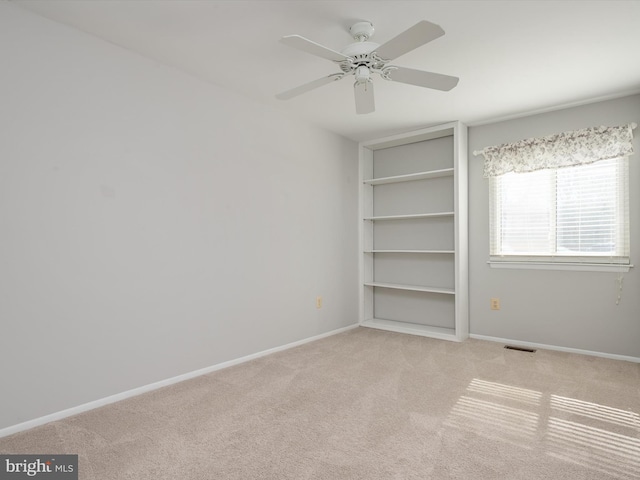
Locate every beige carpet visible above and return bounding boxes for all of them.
[1,327,639,479]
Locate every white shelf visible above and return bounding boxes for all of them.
[363,168,454,185]
[361,318,458,342]
[359,121,468,342]
[364,282,455,295]
[363,212,454,221]
[364,250,455,254]
[360,126,455,150]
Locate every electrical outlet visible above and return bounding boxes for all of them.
[491,298,501,310]
[316,296,322,309]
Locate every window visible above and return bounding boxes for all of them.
[477,123,636,270]
[489,157,630,268]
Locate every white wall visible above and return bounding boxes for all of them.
[468,95,640,358]
[0,3,359,431]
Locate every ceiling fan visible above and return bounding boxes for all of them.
[276,20,459,114]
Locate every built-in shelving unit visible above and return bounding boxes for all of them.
[359,121,468,342]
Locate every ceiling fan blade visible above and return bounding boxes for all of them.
[280,35,350,62]
[374,20,445,61]
[388,66,459,91]
[354,81,375,114]
[276,74,344,100]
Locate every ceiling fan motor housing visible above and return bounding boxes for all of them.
[340,41,379,58]
[339,41,385,75]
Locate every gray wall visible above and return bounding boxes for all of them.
[468,95,640,358]
[0,3,359,431]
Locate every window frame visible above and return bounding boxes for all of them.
[488,157,632,272]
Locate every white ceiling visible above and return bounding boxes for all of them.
[12,0,640,141]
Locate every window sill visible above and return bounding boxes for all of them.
[487,261,633,272]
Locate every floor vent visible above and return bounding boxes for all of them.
[504,345,537,353]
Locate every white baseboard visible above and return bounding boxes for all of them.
[0,324,359,439]
[470,334,640,364]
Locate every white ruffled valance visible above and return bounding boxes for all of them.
[475,123,636,178]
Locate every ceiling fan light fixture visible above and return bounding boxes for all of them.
[355,66,371,84]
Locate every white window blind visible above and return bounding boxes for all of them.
[489,157,630,266]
